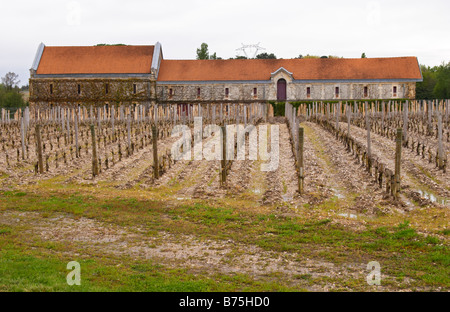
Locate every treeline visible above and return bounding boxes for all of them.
[1,72,28,108]
[416,62,450,100]
[0,84,28,108]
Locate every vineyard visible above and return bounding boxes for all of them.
[1,101,448,207]
[0,100,449,292]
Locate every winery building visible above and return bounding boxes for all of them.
[29,42,423,108]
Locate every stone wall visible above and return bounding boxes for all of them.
[156,81,416,102]
[29,77,155,108]
[30,77,416,108]
[156,83,269,102]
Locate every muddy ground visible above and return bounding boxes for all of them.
[0,117,448,291]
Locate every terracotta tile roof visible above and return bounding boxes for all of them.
[157,57,422,81]
[36,45,154,74]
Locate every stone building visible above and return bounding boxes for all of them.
[29,42,422,108]
[29,42,162,109]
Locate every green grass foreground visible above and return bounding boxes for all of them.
[0,190,448,292]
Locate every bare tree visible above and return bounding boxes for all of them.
[1,72,20,90]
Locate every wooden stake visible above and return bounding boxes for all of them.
[347,102,351,136]
[221,125,227,185]
[127,113,131,154]
[91,124,99,177]
[403,100,408,145]
[35,124,44,174]
[75,110,79,158]
[152,125,159,179]
[21,118,25,160]
[394,128,402,198]
[365,101,371,162]
[298,127,304,194]
[437,112,444,170]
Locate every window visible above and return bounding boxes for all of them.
[77,84,81,95]
[393,86,397,97]
[197,87,201,97]
[253,88,257,97]
[105,84,109,94]
[169,88,173,98]
[364,86,368,98]
[335,87,340,98]
[225,87,229,97]
[50,84,53,94]
[133,84,137,94]
[306,87,311,98]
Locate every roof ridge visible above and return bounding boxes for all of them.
[43,44,154,48]
[161,56,418,61]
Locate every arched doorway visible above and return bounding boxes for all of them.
[277,78,287,101]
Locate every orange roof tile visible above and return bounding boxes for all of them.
[36,45,154,74]
[157,57,422,81]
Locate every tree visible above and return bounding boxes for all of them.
[361,53,366,58]
[1,72,20,90]
[234,56,247,59]
[196,43,220,60]
[256,52,277,59]
[303,54,320,59]
[0,84,26,108]
[433,62,450,99]
[210,52,222,60]
[416,65,437,100]
[196,43,210,60]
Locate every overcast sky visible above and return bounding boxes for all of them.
[1,0,449,86]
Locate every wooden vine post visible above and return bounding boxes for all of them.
[152,125,159,179]
[437,112,444,170]
[298,127,304,194]
[21,118,25,160]
[221,125,227,185]
[35,124,44,174]
[394,128,402,198]
[127,113,132,155]
[365,101,372,172]
[347,102,351,136]
[75,109,79,157]
[403,100,409,146]
[91,124,99,177]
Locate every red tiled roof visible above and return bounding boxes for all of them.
[36,45,154,74]
[157,57,422,81]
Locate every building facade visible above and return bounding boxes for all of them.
[29,42,422,108]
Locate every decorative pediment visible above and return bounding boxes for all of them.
[270,67,293,82]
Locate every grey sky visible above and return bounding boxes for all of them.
[1,0,449,86]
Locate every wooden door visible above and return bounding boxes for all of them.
[277,79,287,101]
